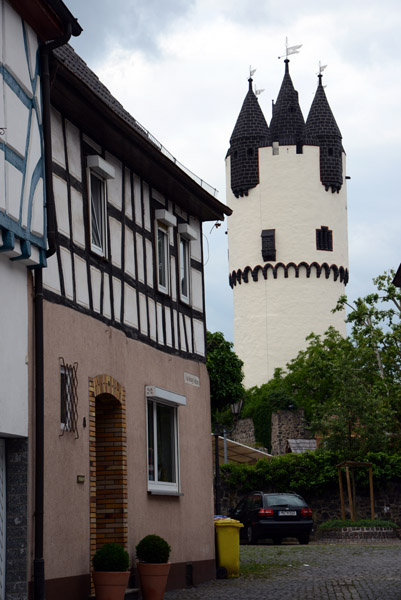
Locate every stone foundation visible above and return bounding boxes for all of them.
[317,527,399,542]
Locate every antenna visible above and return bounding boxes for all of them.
[278,36,302,59]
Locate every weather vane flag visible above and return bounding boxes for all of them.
[278,37,303,59]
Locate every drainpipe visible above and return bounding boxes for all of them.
[34,24,72,600]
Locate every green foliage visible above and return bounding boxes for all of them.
[242,385,296,450]
[135,534,171,564]
[92,543,130,572]
[206,331,245,423]
[221,450,401,498]
[318,519,398,530]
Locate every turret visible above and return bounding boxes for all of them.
[226,77,270,198]
[270,59,305,148]
[306,73,343,192]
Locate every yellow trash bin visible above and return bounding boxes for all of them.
[214,518,243,578]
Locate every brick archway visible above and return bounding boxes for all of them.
[89,375,128,567]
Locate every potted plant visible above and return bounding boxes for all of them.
[135,534,171,600]
[92,542,130,600]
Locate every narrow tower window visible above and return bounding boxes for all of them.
[261,229,276,261]
[316,226,333,251]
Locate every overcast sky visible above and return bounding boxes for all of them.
[65,0,401,342]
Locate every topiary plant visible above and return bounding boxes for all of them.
[92,542,130,572]
[135,534,171,564]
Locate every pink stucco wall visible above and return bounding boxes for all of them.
[40,300,215,581]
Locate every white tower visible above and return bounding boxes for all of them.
[226,61,349,388]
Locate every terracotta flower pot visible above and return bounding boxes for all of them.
[92,570,130,600]
[137,562,171,600]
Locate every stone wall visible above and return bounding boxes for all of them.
[231,418,256,447]
[271,409,310,455]
[6,437,28,600]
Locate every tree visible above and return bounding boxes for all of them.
[206,331,244,423]
[335,270,401,429]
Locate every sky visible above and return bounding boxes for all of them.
[64,0,401,342]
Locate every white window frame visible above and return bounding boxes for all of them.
[177,223,197,304]
[178,235,190,303]
[156,222,169,294]
[87,155,115,257]
[155,209,177,295]
[145,386,186,494]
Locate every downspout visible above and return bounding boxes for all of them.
[34,24,72,600]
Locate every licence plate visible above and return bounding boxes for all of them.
[278,510,297,516]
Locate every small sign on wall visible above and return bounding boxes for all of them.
[184,372,200,387]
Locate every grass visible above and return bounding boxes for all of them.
[318,518,398,530]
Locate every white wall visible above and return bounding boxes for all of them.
[0,260,28,436]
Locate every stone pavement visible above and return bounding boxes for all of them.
[164,540,401,599]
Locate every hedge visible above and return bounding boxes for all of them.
[220,450,401,497]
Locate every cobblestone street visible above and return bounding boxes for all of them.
[164,541,401,599]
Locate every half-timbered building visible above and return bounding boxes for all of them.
[38,38,230,600]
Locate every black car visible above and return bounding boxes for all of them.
[229,491,313,545]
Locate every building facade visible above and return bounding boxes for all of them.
[226,61,349,387]
[1,1,230,599]
[38,40,229,600]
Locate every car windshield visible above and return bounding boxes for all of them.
[265,494,305,507]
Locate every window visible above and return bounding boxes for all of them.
[87,155,115,257]
[157,223,169,293]
[261,229,276,261]
[179,236,190,302]
[316,226,333,251]
[146,386,186,494]
[177,222,197,304]
[60,359,78,437]
[89,171,107,255]
[155,209,177,294]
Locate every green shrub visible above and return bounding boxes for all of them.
[318,519,398,530]
[92,543,129,572]
[136,534,171,564]
[220,450,401,498]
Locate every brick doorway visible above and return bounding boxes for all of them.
[89,376,128,566]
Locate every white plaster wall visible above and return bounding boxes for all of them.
[0,260,28,436]
[227,147,348,270]
[227,145,349,388]
[233,272,346,388]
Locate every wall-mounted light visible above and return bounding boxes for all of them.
[77,475,85,484]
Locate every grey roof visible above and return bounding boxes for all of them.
[270,60,305,145]
[229,78,270,147]
[287,439,317,454]
[53,44,219,198]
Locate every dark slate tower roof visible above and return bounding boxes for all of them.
[227,78,270,198]
[270,59,305,146]
[306,73,343,193]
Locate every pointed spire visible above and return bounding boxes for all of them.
[227,77,270,198]
[306,69,343,192]
[270,59,305,146]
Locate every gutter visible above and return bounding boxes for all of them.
[33,22,75,600]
